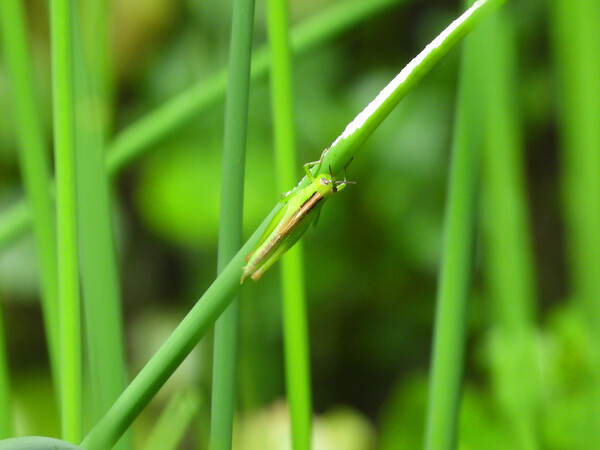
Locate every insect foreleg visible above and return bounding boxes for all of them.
[303,161,318,182]
[303,147,331,181]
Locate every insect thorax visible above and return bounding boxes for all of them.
[315,174,339,197]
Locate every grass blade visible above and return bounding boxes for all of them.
[0,0,60,385]
[80,0,114,135]
[423,13,484,448]
[79,3,505,447]
[266,0,312,448]
[210,0,255,447]
[478,9,538,449]
[70,6,129,447]
[551,0,600,442]
[552,0,600,311]
[50,0,82,441]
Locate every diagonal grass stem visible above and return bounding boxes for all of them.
[79,2,507,447]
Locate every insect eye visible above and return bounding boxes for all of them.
[319,177,329,185]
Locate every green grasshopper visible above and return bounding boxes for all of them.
[241,153,355,283]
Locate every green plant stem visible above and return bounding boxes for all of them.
[210,0,255,448]
[0,0,406,252]
[0,0,60,384]
[300,0,508,184]
[50,0,82,442]
[81,0,113,136]
[481,10,536,332]
[551,0,600,442]
[552,0,600,318]
[71,7,128,447]
[79,3,504,447]
[478,10,537,450]
[424,4,488,448]
[79,240,250,450]
[266,0,312,448]
[0,296,13,438]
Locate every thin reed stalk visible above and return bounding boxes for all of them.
[266,0,312,448]
[551,0,600,443]
[478,9,538,449]
[210,0,255,448]
[50,0,82,441]
[0,0,60,384]
[71,6,129,447]
[80,0,114,135]
[424,3,487,447]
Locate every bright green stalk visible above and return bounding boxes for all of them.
[479,10,537,449]
[0,0,60,384]
[80,0,113,135]
[50,0,82,442]
[71,7,128,447]
[210,0,255,447]
[144,389,201,450]
[552,0,600,316]
[424,4,489,448]
[551,0,600,442]
[302,0,508,184]
[80,3,505,448]
[0,296,13,438]
[266,0,312,448]
[0,0,406,250]
[80,245,249,450]
[481,10,536,341]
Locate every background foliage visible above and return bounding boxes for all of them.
[0,0,596,448]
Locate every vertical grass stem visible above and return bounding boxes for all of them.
[424,7,485,447]
[266,0,313,448]
[50,0,82,441]
[210,0,256,448]
[0,0,60,385]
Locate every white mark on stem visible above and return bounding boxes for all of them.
[330,0,485,148]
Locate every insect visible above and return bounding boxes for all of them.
[241,154,355,283]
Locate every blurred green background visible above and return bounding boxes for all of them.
[1,0,598,448]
